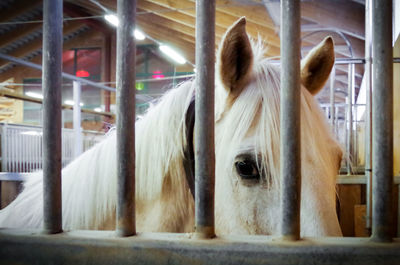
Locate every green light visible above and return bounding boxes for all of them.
[136,82,145,91]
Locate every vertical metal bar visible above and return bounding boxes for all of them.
[0,125,5,209]
[280,0,301,240]
[398,184,400,237]
[42,0,63,234]
[365,0,373,232]
[334,106,337,136]
[371,0,393,242]
[347,63,353,174]
[10,128,14,172]
[330,66,336,126]
[1,125,7,172]
[73,81,83,158]
[194,0,216,239]
[116,0,136,237]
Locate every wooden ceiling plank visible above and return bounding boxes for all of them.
[0,21,87,69]
[100,0,279,56]
[137,14,195,44]
[0,23,42,50]
[138,11,195,39]
[213,0,276,31]
[0,0,42,23]
[137,22,196,63]
[145,0,280,48]
[0,29,103,82]
[301,0,365,40]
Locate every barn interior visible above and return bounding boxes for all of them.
[0,0,399,240]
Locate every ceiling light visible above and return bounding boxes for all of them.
[104,14,119,27]
[64,100,83,107]
[25,92,43,99]
[104,14,146,40]
[134,29,145,40]
[159,45,186,65]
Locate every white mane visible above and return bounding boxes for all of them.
[0,81,195,230]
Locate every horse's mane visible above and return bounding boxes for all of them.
[0,80,195,230]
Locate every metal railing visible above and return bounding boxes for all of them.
[0,123,104,173]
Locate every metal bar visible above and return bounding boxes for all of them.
[371,0,393,242]
[0,53,149,102]
[0,172,29,182]
[1,124,7,172]
[330,66,336,126]
[116,0,136,237]
[336,175,366,185]
[72,81,82,158]
[346,63,354,174]
[365,0,373,231]
[0,53,114,92]
[194,0,216,239]
[42,0,63,234]
[0,89,114,118]
[280,0,301,240]
[398,184,400,237]
[334,58,365,64]
[1,231,400,265]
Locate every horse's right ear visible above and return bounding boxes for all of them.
[217,17,253,101]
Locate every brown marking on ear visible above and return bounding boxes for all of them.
[301,36,335,95]
[217,17,253,101]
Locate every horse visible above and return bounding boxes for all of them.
[0,18,343,236]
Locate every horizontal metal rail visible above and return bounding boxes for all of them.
[0,172,29,182]
[0,53,149,102]
[0,230,399,265]
[2,173,399,186]
[0,89,114,117]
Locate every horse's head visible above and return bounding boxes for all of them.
[213,18,342,236]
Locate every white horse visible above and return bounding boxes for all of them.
[0,18,343,236]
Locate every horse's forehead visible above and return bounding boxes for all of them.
[236,136,258,153]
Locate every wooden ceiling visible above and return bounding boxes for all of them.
[0,0,366,106]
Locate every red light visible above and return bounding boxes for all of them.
[76,70,90,77]
[152,70,164,79]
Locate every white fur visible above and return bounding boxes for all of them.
[0,40,342,236]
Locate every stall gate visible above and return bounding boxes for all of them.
[0,0,399,265]
[0,123,104,173]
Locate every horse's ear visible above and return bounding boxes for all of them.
[217,17,253,100]
[301,36,335,95]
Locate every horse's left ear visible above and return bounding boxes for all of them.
[217,17,253,101]
[301,36,335,95]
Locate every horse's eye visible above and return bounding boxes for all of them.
[235,160,260,180]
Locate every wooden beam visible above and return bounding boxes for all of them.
[0,21,86,70]
[137,14,195,44]
[213,0,276,31]
[63,2,114,35]
[301,0,365,40]
[0,29,103,82]
[137,12,197,42]
[0,0,42,23]
[0,23,42,50]
[146,0,280,48]
[100,0,280,56]
[137,21,195,63]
